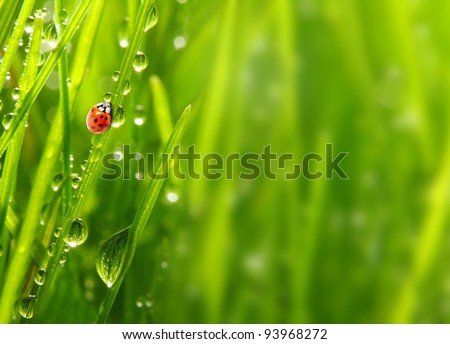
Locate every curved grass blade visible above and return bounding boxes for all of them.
[0,16,43,322]
[97,104,191,323]
[0,0,94,323]
[0,0,36,92]
[0,0,93,158]
[31,0,156,321]
[150,75,173,143]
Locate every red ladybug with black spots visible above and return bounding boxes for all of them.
[86,102,112,134]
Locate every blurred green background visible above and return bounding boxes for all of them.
[1,0,450,323]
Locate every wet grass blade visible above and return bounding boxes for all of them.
[97,104,191,323]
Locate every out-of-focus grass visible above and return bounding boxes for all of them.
[0,0,449,323]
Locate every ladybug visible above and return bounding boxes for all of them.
[86,102,112,134]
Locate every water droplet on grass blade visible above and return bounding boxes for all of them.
[104,92,112,102]
[5,72,11,81]
[25,16,34,34]
[112,71,120,81]
[59,9,68,22]
[123,80,131,95]
[45,23,59,48]
[12,88,20,100]
[19,296,36,319]
[64,218,88,248]
[0,100,3,111]
[145,5,159,31]
[66,78,72,86]
[112,106,126,128]
[133,52,148,72]
[51,173,64,191]
[47,243,56,256]
[38,52,46,66]
[96,228,129,287]
[54,227,62,238]
[59,252,67,265]
[34,269,46,285]
[118,18,129,48]
[2,113,14,130]
[81,160,88,171]
[35,8,48,18]
[40,203,50,225]
[72,176,81,189]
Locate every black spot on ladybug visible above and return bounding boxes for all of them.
[91,126,95,129]
[94,118,98,123]
[99,124,104,127]
[91,108,94,113]
[100,115,104,118]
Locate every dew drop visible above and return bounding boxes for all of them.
[18,39,23,47]
[112,106,126,128]
[64,244,70,252]
[133,117,145,126]
[25,16,34,34]
[0,100,3,112]
[174,36,187,50]
[51,173,64,191]
[2,113,14,130]
[112,71,120,82]
[38,52,46,66]
[166,191,179,203]
[5,72,11,81]
[136,294,153,308]
[34,269,46,286]
[44,23,59,49]
[104,92,112,102]
[59,9,68,22]
[133,52,148,72]
[12,87,20,101]
[118,18,129,48]
[54,227,62,238]
[71,176,81,189]
[19,296,36,319]
[40,203,50,225]
[95,228,129,287]
[47,243,56,256]
[123,80,131,95]
[145,5,159,32]
[64,218,88,248]
[119,39,129,48]
[35,7,48,18]
[136,296,144,308]
[59,252,67,265]
[66,77,72,87]
[81,160,88,171]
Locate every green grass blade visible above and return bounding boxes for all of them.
[0,0,36,92]
[0,0,93,158]
[150,75,173,143]
[0,0,23,51]
[33,0,156,321]
[97,104,191,323]
[55,0,72,217]
[0,16,44,323]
